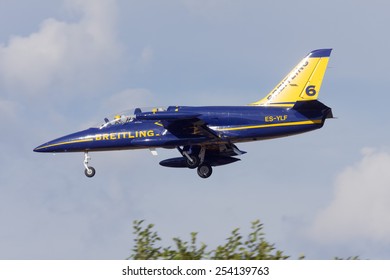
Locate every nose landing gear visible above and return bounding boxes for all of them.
[83,152,96,178]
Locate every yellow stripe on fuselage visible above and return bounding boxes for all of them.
[216,120,322,132]
[35,138,94,150]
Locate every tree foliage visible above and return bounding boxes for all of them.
[128,219,289,260]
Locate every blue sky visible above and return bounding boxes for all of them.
[1,0,390,259]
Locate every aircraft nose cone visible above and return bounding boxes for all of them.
[33,128,96,153]
[33,134,74,153]
[33,145,41,152]
[33,140,58,153]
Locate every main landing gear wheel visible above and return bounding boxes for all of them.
[84,167,96,178]
[197,163,212,179]
[186,155,200,169]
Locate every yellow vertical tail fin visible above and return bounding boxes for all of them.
[251,49,332,107]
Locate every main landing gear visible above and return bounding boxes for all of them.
[197,163,213,179]
[177,146,213,179]
[83,152,96,178]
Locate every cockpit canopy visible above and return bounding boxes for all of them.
[98,107,169,129]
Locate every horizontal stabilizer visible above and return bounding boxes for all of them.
[293,100,333,120]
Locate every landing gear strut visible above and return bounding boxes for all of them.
[177,146,201,169]
[185,153,200,169]
[83,152,95,178]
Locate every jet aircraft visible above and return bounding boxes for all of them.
[34,49,333,178]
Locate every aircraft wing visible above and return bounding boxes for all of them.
[136,111,220,140]
[163,118,221,139]
[136,111,247,160]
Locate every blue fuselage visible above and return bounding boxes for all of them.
[34,102,332,153]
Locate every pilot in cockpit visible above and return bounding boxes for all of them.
[114,115,120,124]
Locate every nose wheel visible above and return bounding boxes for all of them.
[83,152,96,178]
[84,166,96,178]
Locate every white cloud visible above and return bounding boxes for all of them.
[0,0,121,95]
[139,45,154,68]
[309,148,390,244]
